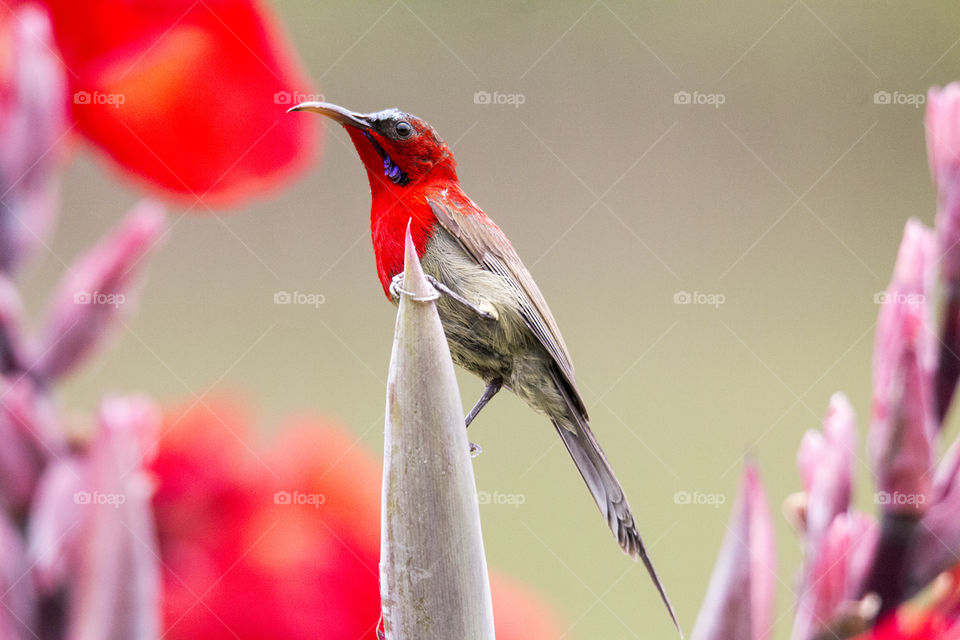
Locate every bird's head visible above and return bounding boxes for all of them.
[290,101,458,192]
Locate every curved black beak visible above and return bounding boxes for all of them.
[287,101,372,130]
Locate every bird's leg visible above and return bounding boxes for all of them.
[465,378,503,428]
[390,271,496,321]
[425,275,497,320]
[466,379,502,458]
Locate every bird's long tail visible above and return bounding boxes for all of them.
[550,375,682,635]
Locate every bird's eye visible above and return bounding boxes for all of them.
[395,121,413,139]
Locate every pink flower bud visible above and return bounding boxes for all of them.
[929,83,960,425]
[26,395,161,638]
[0,511,35,638]
[792,512,878,640]
[927,83,960,285]
[0,376,64,510]
[26,456,83,594]
[0,5,68,272]
[68,395,161,639]
[31,201,166,381]
[798,393,857,555]
[870,219,936,517]
[691,462,776,640]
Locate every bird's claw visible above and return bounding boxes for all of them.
[388,272,404,301]
[469,442,482,457]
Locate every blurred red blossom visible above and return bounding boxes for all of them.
[855,567,960,640]
[1,0,319,207]
[152,400,565,640]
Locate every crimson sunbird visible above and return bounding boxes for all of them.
[291,101,679,631]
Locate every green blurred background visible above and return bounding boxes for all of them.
[22,1,960,637]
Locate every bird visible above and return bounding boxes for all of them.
[290,101,679,632]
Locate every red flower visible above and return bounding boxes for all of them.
[152,400,564,639]
[854,566,960,640]
[23,0,319,206]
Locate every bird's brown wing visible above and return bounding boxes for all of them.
[427,198,587,419]
[428,199,683,632]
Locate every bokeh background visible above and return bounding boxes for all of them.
[21,2,960,637]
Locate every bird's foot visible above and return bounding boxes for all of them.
[469,442,483,457]
[389,271,496,321]
[389,271,440,303]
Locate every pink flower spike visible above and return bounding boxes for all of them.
[0,5,68,273]
[691,462,776,640]
[792,512,878,640]
[870,219,936,517]
[31,201,166,381]
[800,393,857,556]
[67,395,161,640]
